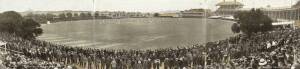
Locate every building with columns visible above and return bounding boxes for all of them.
[215,0,244,16]
[238,1,300,29]
[262,0,300,21]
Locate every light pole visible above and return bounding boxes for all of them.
[93,0,96,19]
[202,0,208,68]
[291,0,293,20]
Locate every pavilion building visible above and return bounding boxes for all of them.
[215,0,244,16]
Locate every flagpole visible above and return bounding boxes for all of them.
[290,0,291,20]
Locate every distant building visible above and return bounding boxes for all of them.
[180,9,211,18]
[215,0,244,16]
[158,13,180,18]
[157,9,211,18]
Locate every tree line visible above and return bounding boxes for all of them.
[0,11,43,40]
[25,11,111,24]
[232,8,273,36]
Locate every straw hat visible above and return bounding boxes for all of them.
[259,58,267,66]
[291,63,300,69]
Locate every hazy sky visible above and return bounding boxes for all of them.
[0,0,299,12]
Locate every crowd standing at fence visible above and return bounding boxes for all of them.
[0,29,300,69]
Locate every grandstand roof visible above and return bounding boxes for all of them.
[216,1,244,6]
[293,1,300,8]
[260,6,294,11]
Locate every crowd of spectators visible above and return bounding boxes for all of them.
[1,52,72,69]
[0,29,299,69]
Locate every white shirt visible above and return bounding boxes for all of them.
[111,60,117,67]
[154,59,160,63]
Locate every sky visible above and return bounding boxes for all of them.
[0,0,299,12]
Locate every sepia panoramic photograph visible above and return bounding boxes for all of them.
[0,0,300,69]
